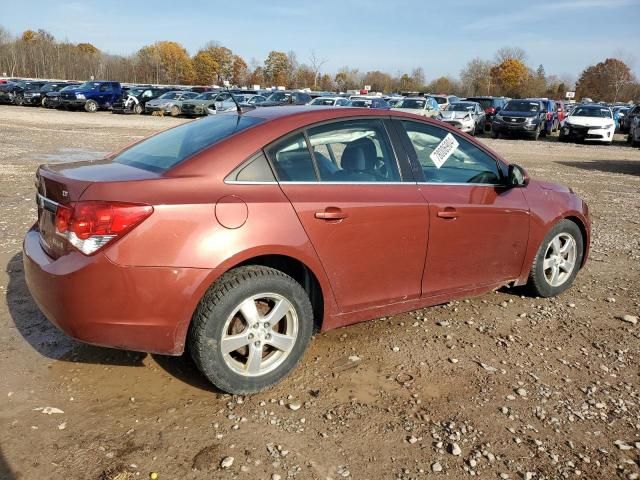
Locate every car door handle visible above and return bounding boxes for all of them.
[315,208,348,220]
[437,208,459,219]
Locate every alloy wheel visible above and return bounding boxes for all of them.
[220,293,298,377]
[543,233,577,287]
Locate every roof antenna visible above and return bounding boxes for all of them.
[224,80,254,115]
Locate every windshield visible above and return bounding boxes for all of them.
[194,92,217,100]
[349,100,371,107]
[127,88,145,97]
[571,106,612,118]
[158,92,179,100]
[267,92,291,102]
[468,98,492,109]
[446,103,474,112]
[41,83,58,92]
[114,115,264,172]
[398,99,426,109]
[310,98,337,105]
[433,97,447,104]
[504,101,540,112]
[77,81,102,91]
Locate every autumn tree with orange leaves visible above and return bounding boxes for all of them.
[490,58,528,97]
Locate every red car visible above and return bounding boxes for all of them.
[24,107,590,394]
[555,100,567,123]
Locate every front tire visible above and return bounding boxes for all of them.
[170,105,180,116]
[527,219,584,298]
[84,100,98,112]
[188,266,313,394]
[133,103,143,114]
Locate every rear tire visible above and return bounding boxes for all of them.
[170,105,180,116]
[14,94,24,106]
[84,100,98,112]
[133,103,143,115]
[527,219,584,298]
[188,266,313,394]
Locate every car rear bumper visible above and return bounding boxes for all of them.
[23,227,214,355]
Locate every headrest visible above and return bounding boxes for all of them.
[341,138,376,171]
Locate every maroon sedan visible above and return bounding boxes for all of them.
[24,107,590,394]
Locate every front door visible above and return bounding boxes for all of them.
[395,119,530,296]
[267,118,429,313]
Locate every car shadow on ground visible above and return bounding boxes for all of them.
[6,252,219,392]
[555,160,640,176]
[6,252,146,366]
[0,448,15,480]
[151,353,221,394]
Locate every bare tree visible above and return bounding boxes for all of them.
[309,50,327,89]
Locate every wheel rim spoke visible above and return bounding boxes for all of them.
[264,298,292,326]
[221,333,250,354]
[246,345,263,374]
[550,266,560,285]
[239,298,261,325]
[559,238,573,255]
[561,260,575,273]
[551,237,562,255]
[543,257,554,270]
[266,332,296,352]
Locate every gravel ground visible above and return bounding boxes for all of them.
[0,106,639,480]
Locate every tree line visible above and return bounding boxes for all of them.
[0,26,638,102]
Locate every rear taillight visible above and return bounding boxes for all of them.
[55,201,153,255]
[546,112,552,121]
[485,107,495,114]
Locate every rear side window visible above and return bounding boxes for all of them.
[226,153,276,182]
[400,120,502,184]
[266,133,318,182]
[114,115,264,172]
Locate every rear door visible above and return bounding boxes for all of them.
[394,119,530,296]
[268,118,429,313]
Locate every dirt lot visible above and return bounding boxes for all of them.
[0,106,639,480]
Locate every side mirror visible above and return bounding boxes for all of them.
[507,164,529,187]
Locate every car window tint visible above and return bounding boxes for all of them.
[114,115,264,173]
[400,120,501,184]
[266,133,318,182]
[306,119,400,182]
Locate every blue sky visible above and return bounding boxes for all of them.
[2,0,639,80]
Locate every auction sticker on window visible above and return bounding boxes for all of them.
[430,133,459,169]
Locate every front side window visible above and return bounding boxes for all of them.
[400,120,502,184]
[307,119,400,182]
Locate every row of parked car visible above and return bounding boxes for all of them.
[2,77,639,146]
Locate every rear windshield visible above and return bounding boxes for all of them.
[114,115,264,173]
